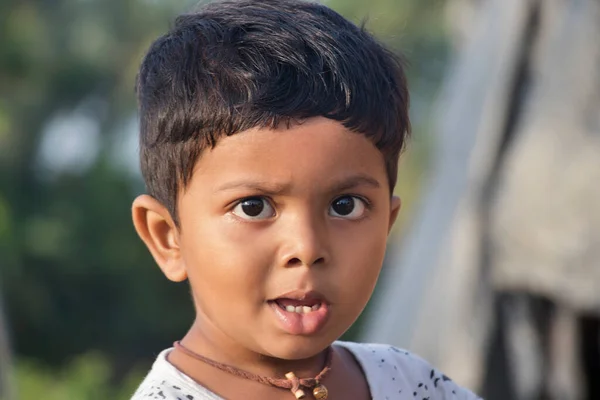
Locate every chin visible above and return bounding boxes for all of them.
[261,333,336,360]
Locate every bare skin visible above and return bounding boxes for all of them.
[132,117,400,399]
[167,342,370,399]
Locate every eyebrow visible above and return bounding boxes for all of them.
[329,174,381,192]
[216,174,381,194]
[216,180,291,195]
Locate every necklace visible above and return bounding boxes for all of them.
[173,341,332,399]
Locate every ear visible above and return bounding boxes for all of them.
[132,195,187,282]
[387,195,401,234]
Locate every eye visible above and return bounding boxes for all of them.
[231,197,275,220]
[329,196,368,219]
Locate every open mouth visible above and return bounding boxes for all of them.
[271,298,323,313]
[267,291,330,335]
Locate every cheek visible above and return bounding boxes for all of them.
[181,218,274,297]
[331,218,389,291]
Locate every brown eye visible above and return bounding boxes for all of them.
[329,196,367,219]
[232,197,275,220]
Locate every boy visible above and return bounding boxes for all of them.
[131,0,482,399]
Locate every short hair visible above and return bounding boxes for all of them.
[136,0,410,225]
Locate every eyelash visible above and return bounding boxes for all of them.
[228,194,373,217]
[346,195,372,209]
[229,196,276,211]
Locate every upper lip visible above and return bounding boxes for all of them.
[271,289,329,304]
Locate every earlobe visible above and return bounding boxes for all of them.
[388,195,401,234]
[131,195,187,282]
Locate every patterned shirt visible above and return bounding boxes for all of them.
[131,341,482,400]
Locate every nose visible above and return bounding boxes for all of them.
[277,212,329,268]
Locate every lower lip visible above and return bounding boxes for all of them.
[268,301,330,335]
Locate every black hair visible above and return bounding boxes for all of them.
[136,0,410,224]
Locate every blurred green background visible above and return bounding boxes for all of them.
[0,0,450,398]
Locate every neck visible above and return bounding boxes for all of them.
[179,318,329,379]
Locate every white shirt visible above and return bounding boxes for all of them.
[131,341,482,400]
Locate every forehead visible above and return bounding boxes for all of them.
[189,117,388,193]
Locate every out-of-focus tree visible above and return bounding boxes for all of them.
[0,0,196,374]
[0,294,12,400]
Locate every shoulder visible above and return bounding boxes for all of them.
[130,349,222,400]
[335,341,483,400]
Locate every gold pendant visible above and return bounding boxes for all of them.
[313,384,328,400]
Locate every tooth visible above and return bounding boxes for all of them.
[303,306,312,313]
[286,305,295,312]
[295,306,303,313]
[312,304,320,311]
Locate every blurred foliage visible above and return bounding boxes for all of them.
[15,352,143,400]
[0,0,198,389]
[0,0,450,398]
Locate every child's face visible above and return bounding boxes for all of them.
[134,117,400,360]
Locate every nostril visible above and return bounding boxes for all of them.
[285,257,325,267]
[287,257,302,266]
